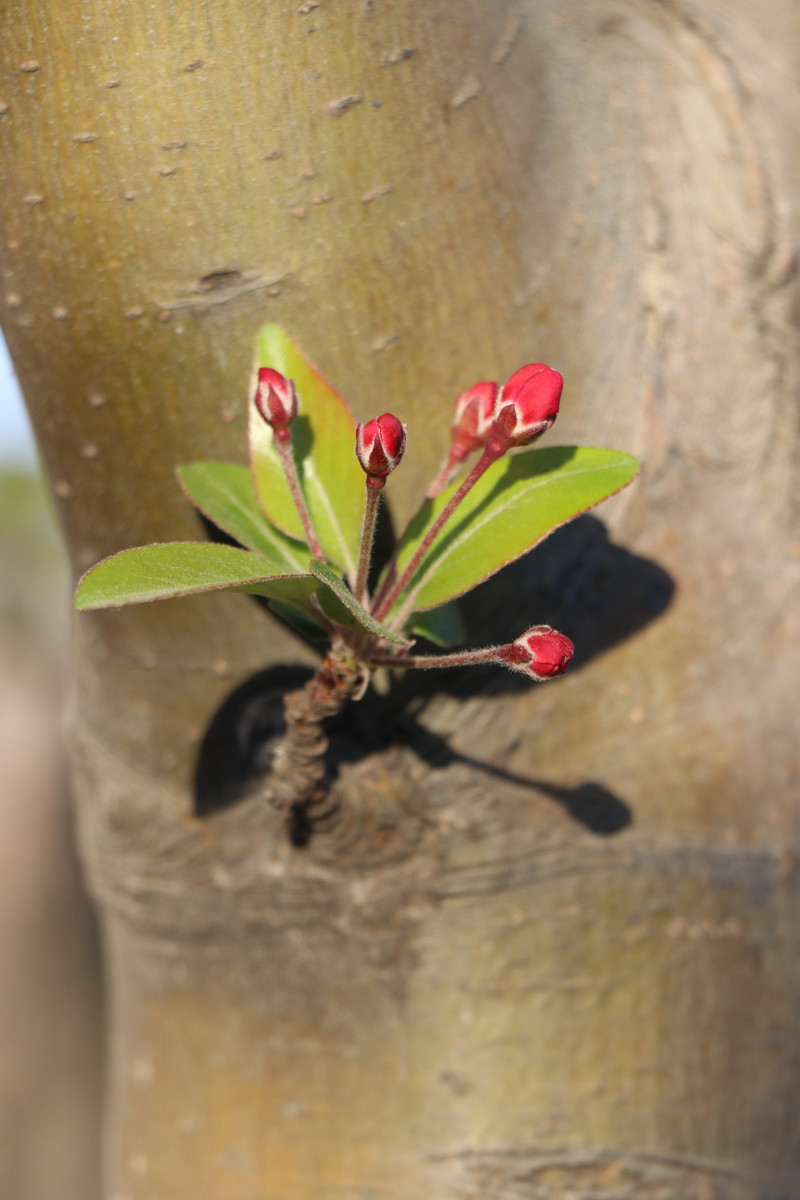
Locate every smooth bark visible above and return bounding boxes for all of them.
[2,1,800,1196]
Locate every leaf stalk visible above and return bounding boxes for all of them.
[274,428,324,560]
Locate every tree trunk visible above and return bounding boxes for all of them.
[2,0,799,1196]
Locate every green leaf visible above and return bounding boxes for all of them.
[309,560,408,644]
[74,543,319,611]
[178,461,308,571]
[407,600,466,647]
[268,599,329,642]
[388,447,640,612]
[249,324,364,579]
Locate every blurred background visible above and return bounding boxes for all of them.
[0,333,102,1200]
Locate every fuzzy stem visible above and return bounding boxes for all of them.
[369,646,501,670]
[372,439,504,622]
[354,478,383,604]
[426,453,461,500]
[274,428,324,560]
[371,448,468,612]
[370,559,397,616]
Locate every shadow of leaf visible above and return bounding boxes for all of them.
[193,514,671,834]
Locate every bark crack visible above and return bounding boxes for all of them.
[436,1142,750,1198]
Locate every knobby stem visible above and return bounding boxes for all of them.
[274,428,324,560]
[372,441,504,622]
[267,648,366,820]
[354,478,383,605]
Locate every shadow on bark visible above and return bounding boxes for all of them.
[455,513,676,688]
[194,516,672,838]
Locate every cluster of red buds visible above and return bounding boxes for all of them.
[254,359,574,683]
[427,362,563,498]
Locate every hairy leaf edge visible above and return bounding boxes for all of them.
[176,461,308,571]
[74,543,311,610]
[398,458,642,613]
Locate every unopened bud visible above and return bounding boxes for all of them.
[450,381,499,461]
[493,363,562,447]
[254,368,299,433]
[355,413,407,484]
[498,624,574,680]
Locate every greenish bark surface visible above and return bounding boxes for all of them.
[2,1,799,1196]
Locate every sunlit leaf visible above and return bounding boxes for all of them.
[386,447,640,612]
[249,324,364,578]
[178,461,308,570]
[74,542,319,611]
[310,560,408,644]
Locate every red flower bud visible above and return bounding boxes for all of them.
[498,624,574,680]
[450,381,499,461]
[355,413,407,481]
[254,368,299,431]
[493,362,562,447]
